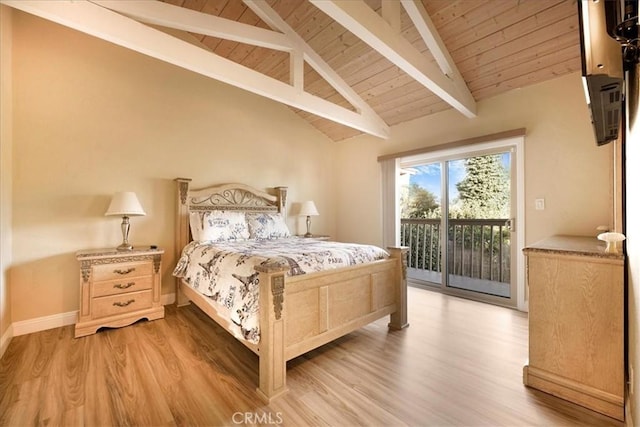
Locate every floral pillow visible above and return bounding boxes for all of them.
[189,210,250,242]
[247,212,291,239]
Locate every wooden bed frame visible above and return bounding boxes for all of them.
[174,178,408,401]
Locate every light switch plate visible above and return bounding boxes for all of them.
[535,199,545,210]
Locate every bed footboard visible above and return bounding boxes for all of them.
[254,246,408,401]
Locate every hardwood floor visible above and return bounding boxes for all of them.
[0,287,624,426]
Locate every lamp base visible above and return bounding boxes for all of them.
[304,232,313,238]
[117,216,133,251]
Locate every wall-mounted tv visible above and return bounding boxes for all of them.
[578,0,624,146]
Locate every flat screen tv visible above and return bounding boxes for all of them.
[578,0,624,146]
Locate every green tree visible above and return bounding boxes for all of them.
[453,154,509,219]
[401,183,439,218]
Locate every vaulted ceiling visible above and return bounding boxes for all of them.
[2,0,581,141]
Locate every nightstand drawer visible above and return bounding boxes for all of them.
[93,276,153,298]
[92,289,153,319]
[92,261,152,281]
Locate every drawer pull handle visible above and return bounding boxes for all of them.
[113,299,135,308]
[114,282,135,289]
[113,268,135,275]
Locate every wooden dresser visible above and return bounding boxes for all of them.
[523,235,624,421]
[75,247,164,338]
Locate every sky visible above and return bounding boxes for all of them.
[408,153,511,204]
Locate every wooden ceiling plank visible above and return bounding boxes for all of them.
[461,30,579,81]
[444,0,563,53]
[367,80,432,109]
[92,0,292,51]
[451,1,577,63]
[473,56,581,100]
[4,0,389,138]
[423,0,492,30]
[378,94,448,121]
[182,0,207,11]
[385,101,450,126]
[434,0,515,41]
[381,0,401,32]
[455,15,578,75]
[468,45,579,93]
[200,0,230,16]
[310,0,477,118]
[303,89,446,127]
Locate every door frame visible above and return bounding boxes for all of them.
[390,135,526,311]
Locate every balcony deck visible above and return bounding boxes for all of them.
[407,268,510,297]
[402,218,511,298]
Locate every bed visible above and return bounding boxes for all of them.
[173,178,408,401]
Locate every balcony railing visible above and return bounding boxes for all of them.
[400,218,511,285]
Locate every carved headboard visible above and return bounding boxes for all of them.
[174,178,288,261]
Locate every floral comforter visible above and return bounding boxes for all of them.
[173,237,388,344]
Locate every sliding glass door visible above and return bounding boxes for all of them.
[445,152,513,299]
[400,147,517,306]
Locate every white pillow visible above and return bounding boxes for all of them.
[190,210,249,242]
[247,212,291,239]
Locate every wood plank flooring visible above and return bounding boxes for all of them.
[0,287,624,426]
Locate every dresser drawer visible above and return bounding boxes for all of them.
[92,261,152,282]
[93,276,153,298]
[92,289,153,319]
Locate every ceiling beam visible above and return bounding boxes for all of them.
[243,0,387,133]
[310,0,477,118]
[90,0,292,52]
[1,0,390,139]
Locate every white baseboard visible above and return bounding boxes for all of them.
[0,324,13,359]
[12,310,78,337]
[626,393,635,427]
[5,295,176,343]
[162,292,175,305]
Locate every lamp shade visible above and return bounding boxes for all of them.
[299,201,319,216]
[105,192,146,216]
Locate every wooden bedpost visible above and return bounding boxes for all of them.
[387,246,409,330]
[274,186,288,221]
[254,261,290,402]
[175,178,192,306]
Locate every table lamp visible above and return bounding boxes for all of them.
[299,201,319,237]
[105,191,146,250]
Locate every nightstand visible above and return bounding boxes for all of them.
[75,247,164,338]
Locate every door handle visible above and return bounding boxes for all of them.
[506,218,515,232]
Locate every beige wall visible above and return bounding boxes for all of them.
[0,5,13,351]
[9,12,337,322]
[335,72,613,247]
